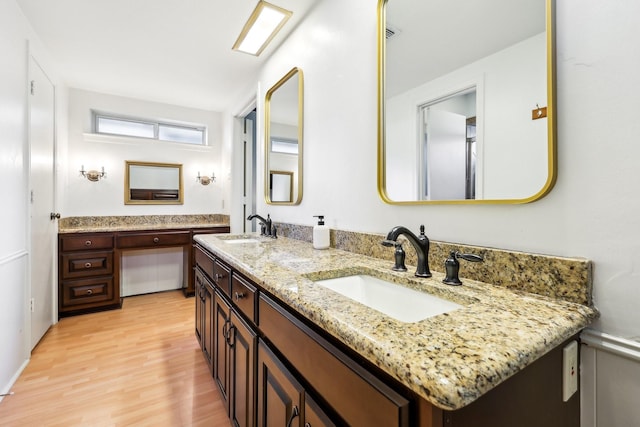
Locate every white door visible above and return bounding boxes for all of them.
[425,109,467,200]
[29,56,56,349]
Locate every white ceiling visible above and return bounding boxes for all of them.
[386,0,545,98]
[16,0,317,112]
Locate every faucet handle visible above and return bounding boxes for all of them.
[419,224,425,235]
[456,252,483,263]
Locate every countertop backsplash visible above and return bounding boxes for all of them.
[275,222,593,306]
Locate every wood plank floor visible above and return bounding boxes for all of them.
[0,291,229,427]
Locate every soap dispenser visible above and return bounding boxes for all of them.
[313,215,330,249]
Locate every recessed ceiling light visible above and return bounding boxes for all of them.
[232,1,293,56]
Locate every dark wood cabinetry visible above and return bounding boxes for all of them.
[195,268,214,370]
[259,293,410,427]
[58,232,119,315]
[213,289,232,414]
[229,309,256,427]
[211,280,257,426]
[58,226,229,317]
[257,339,305,427]
[257,339,335,427]
[194,242,579,427]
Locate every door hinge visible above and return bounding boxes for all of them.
[30,190,34,203]
[30,80,35,95]
[30,298,35,312]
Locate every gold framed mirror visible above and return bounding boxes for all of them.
[378,0,556,204]
[265,67,303,205]
[124,161,183,205]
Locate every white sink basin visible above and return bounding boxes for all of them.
[316,274,462,323]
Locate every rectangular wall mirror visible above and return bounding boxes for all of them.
[378,0,556,204]
[265,67,303,205]
[124,161,183,205]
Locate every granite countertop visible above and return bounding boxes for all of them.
[194,233,597,411]
[58,214,229,234]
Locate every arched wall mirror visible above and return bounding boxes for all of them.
[378,0,556,204]
[265,67,304,205]
[124,160,183,205]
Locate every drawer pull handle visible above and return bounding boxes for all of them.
[286,406,299,427]
[85,240,92,246]
[234,292,246,301]
[153,237,160,243]
[84,262,92,268]
[86,289,93,295]
[215,273,225,281]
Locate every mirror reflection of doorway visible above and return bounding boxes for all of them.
[420,87,477,200]
[269,171,293,203]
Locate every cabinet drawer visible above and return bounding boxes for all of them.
[213,259,231,297]
[117,231,190,249]
[259,294,410,427]
[61,251,113,279]
[60,277,115,308]
[60,234,114,252]
[231,273,257,323]
[195,245,215,281]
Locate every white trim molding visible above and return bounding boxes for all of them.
[581,328,640,362]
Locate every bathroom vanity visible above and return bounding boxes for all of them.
[193,233,596,427]
[57,215,229,316]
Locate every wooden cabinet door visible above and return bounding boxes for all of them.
[202,278,214,370]
[195,270,203,345]
[230,310,257,427]
[257,339,304,427]
[304,395,336,427]
[214,290,232,415]
[195,268,214,370]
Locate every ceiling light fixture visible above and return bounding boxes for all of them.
[232,1,292,56]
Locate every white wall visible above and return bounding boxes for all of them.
[0,0,65,398]
[386,33,547,200]
[251,0,640,424]
[63,88,228,217]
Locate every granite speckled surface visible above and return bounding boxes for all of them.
[276,223,592,306]
[194,233,597,411]
[58,214,229,233]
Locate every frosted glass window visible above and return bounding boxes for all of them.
[158,125,205,144]
[271,138,298,154]
[93,111,206,145]
[97,117,154,138]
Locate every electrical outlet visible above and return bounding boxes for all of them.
[562,340,578,402]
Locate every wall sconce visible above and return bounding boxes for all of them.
[80,165,106,182]
[197,172,215,186]
[232,1,292,56]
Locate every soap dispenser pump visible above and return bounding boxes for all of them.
[313,215,330,249]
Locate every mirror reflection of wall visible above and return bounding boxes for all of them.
[380,0,555,203]
[265,67,303,205]
[125,161,183,204]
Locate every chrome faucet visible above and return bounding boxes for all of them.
[382,225,431,277]
[247,213,276,238]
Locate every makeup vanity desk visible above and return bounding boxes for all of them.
[57,215,229,317]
